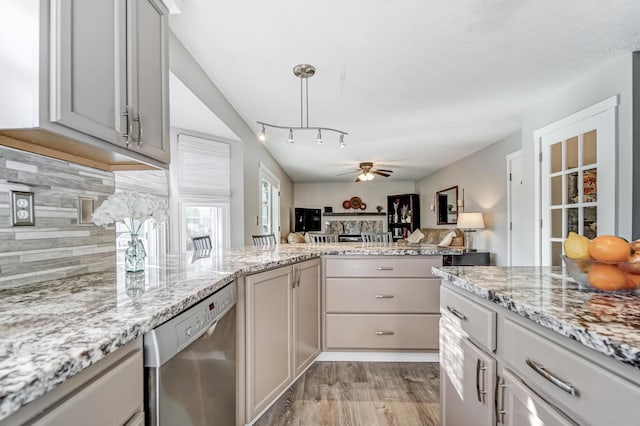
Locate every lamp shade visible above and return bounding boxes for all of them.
[457,212,485,229]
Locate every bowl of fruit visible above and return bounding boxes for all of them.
[562,232,640,293]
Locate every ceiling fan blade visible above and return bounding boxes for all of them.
[355,177,361,182]
[336,169,360,176]
[375,169,394,173]
[372,171,391,177]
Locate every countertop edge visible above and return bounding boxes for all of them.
[432,267,640,369]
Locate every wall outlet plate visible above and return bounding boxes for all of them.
[11,191,35,226]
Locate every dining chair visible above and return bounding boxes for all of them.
[308,233,338,243]
[361,232,393,243]
[252,234,277,246]
[192,235,212,250]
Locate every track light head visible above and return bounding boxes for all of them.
[339,134,345,148]
[257,124,266,142]
[316,129,323,144]
[287,129,294,144]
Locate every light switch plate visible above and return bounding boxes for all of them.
[78,197,94,226]
[11,191,35,226]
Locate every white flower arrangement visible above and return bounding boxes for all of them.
[92,191,168,234]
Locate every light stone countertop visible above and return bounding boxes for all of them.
[0,242,457,421]
[432,266,640,369]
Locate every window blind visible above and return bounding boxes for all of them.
[114,170,169,198]
[177,134,230,198]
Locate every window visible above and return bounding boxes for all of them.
[175,134,231,252]
[259,164,280,236]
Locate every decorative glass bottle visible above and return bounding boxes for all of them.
[125,234,146,273]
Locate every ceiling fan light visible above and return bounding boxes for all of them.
[257,124,266,142]
[339,134,345,148]
[366,173,375,181]
[287,129,294,144]
[357,173,367,181]
[316,129,323,144]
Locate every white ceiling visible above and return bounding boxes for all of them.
[169,0,640,182]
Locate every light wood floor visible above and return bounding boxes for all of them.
[254,362,440,426]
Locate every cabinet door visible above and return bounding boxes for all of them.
[499,369,576,426]
[294,259,321,376]
[440,317,495,426]
[50,0,127,144]
[246,266,294,420]
[127,0,170,163]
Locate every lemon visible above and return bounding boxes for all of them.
[564,232,590,260]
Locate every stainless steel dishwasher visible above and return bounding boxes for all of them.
[143,281,236,426]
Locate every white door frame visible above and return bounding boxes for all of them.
[258,162,280,237]
[533,95,618,265]
[506,150,522,266]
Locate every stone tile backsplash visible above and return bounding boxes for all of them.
[0,146,115,288]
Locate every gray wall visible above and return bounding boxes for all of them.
[0,145,115,288]
[415,132,521,266]
[169,32,293,246]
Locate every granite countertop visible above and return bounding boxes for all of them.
[432,266,640,369]
[0,242,457,421]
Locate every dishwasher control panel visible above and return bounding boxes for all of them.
[143,280,237,367]
[175,282,236,350]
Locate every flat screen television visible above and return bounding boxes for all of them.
[294,208,321,232]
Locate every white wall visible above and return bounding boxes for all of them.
[169,32,293,246]
[415,132,521,266]
[294,181,416,232]
[518,53,634,262]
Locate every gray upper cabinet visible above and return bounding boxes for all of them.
[126,0,170,163]
[51,0,128,145]
[0,0,169,169]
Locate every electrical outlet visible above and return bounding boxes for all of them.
[11,191,35,226]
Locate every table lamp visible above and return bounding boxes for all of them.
[457,212,485,252]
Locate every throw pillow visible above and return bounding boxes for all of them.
[438,230,457,247]
[287,232,305,244]
[406,229,425,244]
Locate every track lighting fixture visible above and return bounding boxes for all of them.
[257,64,348,146]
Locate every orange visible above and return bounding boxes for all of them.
[625,273,640,290]
[588,235,630,262]
[587,263,627,291]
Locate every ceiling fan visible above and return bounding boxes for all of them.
[340,162,394,182]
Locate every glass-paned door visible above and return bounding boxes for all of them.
[539,107,616,266]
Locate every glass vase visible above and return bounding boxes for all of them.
[125,234,146,273]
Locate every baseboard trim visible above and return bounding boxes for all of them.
[315,351,439,362]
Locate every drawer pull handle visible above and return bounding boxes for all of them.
[525,359,579,397]
[495,377,506,424]
[374,294,394,299]
[476,359,487,403]
[374,266,394,271]
[446,305,467,321]
[375,331,395,335]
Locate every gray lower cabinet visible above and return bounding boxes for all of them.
[498,369,576,426]
[245,258,321,422]
[440,315,495,426]
[1,339,143,426]
[323,255,442,351]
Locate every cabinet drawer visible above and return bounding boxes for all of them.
[502,318,640,426]
[440,286,496,351]
[325,256,440,278]
[31,349,143,426]
[325,314,439,349]
[326,278,439,313]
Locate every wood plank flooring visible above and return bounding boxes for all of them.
[254,362,440,426]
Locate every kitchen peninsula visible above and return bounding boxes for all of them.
[434,266,640,425]
[0,242,458,424]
